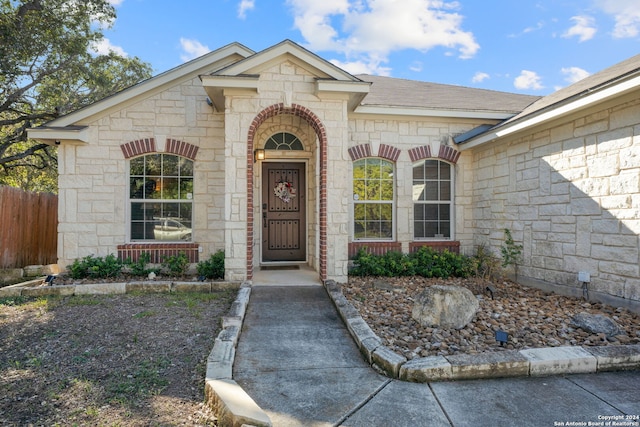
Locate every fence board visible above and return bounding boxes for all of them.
[0,186,57,268]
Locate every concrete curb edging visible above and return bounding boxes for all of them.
[324,280,640,382]
[0,279,241,298]
[204,284,273,427]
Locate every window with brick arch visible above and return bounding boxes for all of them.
[129,154,193,242]
[413,159,452,239]
[353,158,394,240]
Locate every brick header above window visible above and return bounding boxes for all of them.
[348,144,372,161]
[120,138,156,159]
[120,138,199,160]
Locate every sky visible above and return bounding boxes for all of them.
[95,0,640,95]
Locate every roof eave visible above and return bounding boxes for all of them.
[353,105,518,120]
[200,75,260,110]
[27,126,89,145]
[459,73,640,150]
[39,43,254,127]
[315,79,371,111]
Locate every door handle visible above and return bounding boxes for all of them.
[263,211,267,228]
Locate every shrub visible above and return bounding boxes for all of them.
[472,244,500,279]
[124,252,158,277]
[161,252,190,276]
[349,246,473,279]
[349,249,389,277]
[196,250,225,280]
[68,254,124,279]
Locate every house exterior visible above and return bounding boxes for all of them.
[28,40,640,310]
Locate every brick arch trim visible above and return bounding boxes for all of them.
[408,144,461,164]
[166,139,199,160]
[349,143,400,162]
[120,138,199,160]
[348,144,372,161]
[120,138,156,159]
[247,103,328,281]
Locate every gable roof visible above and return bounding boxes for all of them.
[200,40,371,111]
[355,74,539,119]
[28,42,255,143]
[458,54,640,148]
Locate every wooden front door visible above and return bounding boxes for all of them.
[262,162,306,262]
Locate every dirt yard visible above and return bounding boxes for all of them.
[0,290,237,427]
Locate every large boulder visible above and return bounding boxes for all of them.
[571,312,622,337]
[412,285,479,329]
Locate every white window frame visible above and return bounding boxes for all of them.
[412,159,454,241]
[352,157,396,241]
[128,153,194,242]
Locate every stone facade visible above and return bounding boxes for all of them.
[30,41,640,308]
[466,93,640,306]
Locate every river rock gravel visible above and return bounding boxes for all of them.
[342,276,640,360]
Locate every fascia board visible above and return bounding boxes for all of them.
[200,75,260,90]
[44,44,254,127]
[315,79,370,94]
[354,105,516,120]
[460,74,640,150]
[219,41,360,82]
[27,127,88,144]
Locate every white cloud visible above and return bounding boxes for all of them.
[238,0,255,19]
[561,66,590,84]
[509,21,545,38]
[594,0,640,38]
[514,70,544,91]
[409,61,423,72]
[562,15,597,42]
[107,0,125,5]
[286,0,479,75]
[472,71,489,83]
[329,58,392,76]
[91,38,128,57]
[179,38,211,62]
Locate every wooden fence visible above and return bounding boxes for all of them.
[0,186,58,269]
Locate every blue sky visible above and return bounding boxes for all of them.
[96,0,640,95]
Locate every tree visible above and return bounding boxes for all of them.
[0,0,153,192]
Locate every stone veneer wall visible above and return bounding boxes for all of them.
[467,93,640,306]
[56,74,226,270]
[346,116,488,257]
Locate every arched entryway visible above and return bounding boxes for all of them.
[246,103,328,281]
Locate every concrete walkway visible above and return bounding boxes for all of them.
[232,284,640,427]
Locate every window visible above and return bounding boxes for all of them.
[413,160,452,239]
[353,158,394,240]
[129,154,193,241]
[264,132,303,150]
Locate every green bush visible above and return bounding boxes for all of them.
[196,250,225,280]
[161,252,190,276]
[349,246,473,279]
[68,254,124,279]
[124,252,158,277]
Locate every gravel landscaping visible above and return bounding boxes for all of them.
[342,276,640,360]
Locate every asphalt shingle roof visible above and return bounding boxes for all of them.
[355,74,540,114]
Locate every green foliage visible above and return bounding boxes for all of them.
[196,250,225,280]
[161,251,189,276]
[0,0,152,191]
[68,254,123,279]
[500,229,523,268]
[124,252,157,277]
[349,247,474,279]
